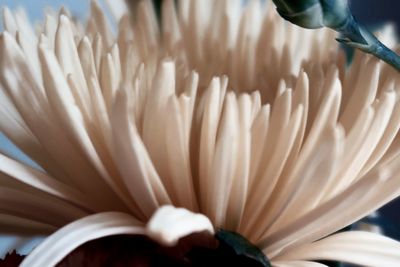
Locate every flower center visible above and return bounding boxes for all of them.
[53,229,271,267]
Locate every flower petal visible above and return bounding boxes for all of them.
[260,151,400,257]
[146,205,214,247]
[104,0,127,22]
[39,41,127,211]
[20,212,145,267]
[89,0,113,48]
[0,214,54,235]
[276,231,400,267]
[111,89,172,218]
[273,261,329,267]
[0,153,99,212]
[0,187,88,226]
[198,78,226,215]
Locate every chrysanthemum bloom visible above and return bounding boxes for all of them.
[1,0,400,266]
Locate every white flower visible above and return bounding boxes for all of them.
[0,0,400,266]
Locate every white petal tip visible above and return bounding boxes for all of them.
[146,205,214,247]
[1,31,13,42]
[59,14,70,25]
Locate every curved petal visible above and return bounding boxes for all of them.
[261,152,400,257]
[20,212,145,267]
[276,231,400,267]
[0,187,88,226]
[0,153,99,212]
[273,261,328,267]
[0,214,54,235]
[111,89,171,218]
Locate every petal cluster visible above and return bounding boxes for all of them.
[0,0,399,266]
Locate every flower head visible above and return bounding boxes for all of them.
[0,0,400,266]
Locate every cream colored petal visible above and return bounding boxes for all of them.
[164,95,198,211]
[90,0,113,48]
[161,0,182,53]
[142,61,176,182]
[0,214,55,235]
[283,72,310,173]
[14,8,36,45]
[273,261,328,267]
[39,44,127,211]
[0,153,99,212]
[43,13,58,50]
[13,8,41,81]
[55,15,90,116]
[360,86,400,175]
[198,78,225,213]
[0,84,58,174]
[209,92,239,227]
[248,104,270,188]
[0,32,102,185]
[0,187,88,227]
[276,231,400,267]
[233,0,262,88]
[244,104,304,239]
[226,94,252,230]
[323,107,374,199]
[261,152,400,257]
[20,212,145,267]
[111,89,171,218]
[105,0,127,22]
[340,59,380,132]
[264,125,344,236]
[2,7,17,36]
[251,88,292,196]
[131,0,159,57]
[146,205,214,247]
[100,52,119,113]
[253,69,341,236]
[91,34,103,75]
[15,30,41,85]
[329,90,396,197]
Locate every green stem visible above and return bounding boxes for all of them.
[336,16,400,72]
[371,40,400,71]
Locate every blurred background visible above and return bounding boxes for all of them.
[351,0,400,34]
[0,0,399,258]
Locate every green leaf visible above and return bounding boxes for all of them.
[216,229,272,267]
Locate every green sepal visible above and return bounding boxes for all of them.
[271,0,400,71]
[216,229,272,267]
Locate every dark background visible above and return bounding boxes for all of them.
[351,0,400,34]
